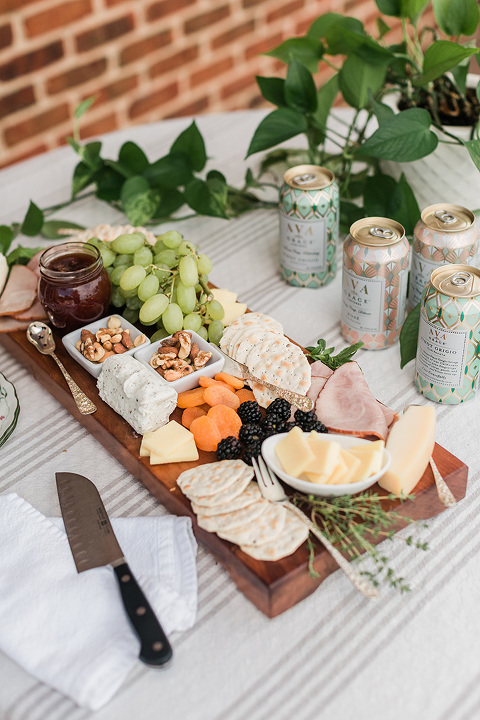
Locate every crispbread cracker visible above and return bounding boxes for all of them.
[191,481,262,515]
[197,497,269,533]
[216,503,287,545]
[229,312,283,334]
[241,512,309,561]
[177,459,251,497]
[189,471,253,507]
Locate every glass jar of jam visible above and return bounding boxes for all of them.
[38,242,112,332]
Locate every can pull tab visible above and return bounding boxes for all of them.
[369,226,395,239]
[439,270,474,295]
[434,209,457,224]
[294,173,318,185]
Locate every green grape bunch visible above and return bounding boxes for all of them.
[88,230,225,344]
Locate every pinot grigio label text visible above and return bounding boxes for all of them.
[342,268,385,333]
[279,214,326,273]
[416,315,467,388]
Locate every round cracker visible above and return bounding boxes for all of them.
[189,470,253,507]
[191,481,262,515]
[197,497,269,533]
[216,503,287,545]
[241,512,309,561]
[177,459,252,498]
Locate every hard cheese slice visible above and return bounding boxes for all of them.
[275,426,315,478]
[150,437,199,465]
[349,440,385,480]
[142,420,194,457]
[378,405,436,496]
[303,432,341,476]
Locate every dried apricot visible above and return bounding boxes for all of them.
[207,404,242,439]
[198,376,235,392]
[235,388,256,404]
[203,384,241,410]
[214,372,244,390]
[182,406,207,429]
[177,386,205,408]
[190,415,222,452]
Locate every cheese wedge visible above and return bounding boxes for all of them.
[303,432,341,476]
[150,437,199,465]
[349,440,385,480]
[275,426,315,477]
[211,288,238,304]
[379,405,436,496]
[142,420,194,456]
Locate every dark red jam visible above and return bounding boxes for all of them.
[38,242,111,332]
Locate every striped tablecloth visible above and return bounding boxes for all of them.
[1,110,480,720]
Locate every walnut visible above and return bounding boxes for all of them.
[81,329,95,346]
[84,342,105,362]
[177,331,192,359]
[161,337,180,348]
[190,342,200,360]
[96,331,111,344]
[164,364,194,381]
[193,350,212,369]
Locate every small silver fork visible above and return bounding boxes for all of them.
[252,456,379,600]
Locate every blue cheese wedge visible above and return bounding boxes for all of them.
[97,354,177,434]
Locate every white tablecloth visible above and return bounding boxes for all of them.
[0,110,479,720]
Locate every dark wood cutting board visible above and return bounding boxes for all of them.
[0,329,468,617]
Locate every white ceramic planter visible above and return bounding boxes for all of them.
[381,74,480,213]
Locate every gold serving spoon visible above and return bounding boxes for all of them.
[27,322,97,415]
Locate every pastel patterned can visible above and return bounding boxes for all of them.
[279,165,339,288]
[341,218,410,350]
[415,265,480,404]
[408,204,479,309]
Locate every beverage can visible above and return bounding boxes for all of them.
[341,217,410,349]
[408,203,479,309]
[279,165,339,287]
[415,265,480,403]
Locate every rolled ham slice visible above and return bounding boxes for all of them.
[315,362,389,440]
[0,265,37,316]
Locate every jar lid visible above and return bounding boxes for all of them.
[349,217,405,247]
[431,264,480,297]
[284,165,335,190]
[421,204,475,232]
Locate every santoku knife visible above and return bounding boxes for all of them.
[56,471,172,667]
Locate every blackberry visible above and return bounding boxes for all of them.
[237,400,262,425]
[265,398,291,421]
[261,416,284,435]
[281,421,296,433]
[294,409,318,431]
[243,440,262,466]
[311,420,328,434]
[216,436,243,461]
[239,423,265,446]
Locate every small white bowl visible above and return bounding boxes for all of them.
[133,330,224,393]
[261,432,391,498]
[62,315,150,378]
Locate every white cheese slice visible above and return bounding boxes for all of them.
[349,440,385,479]
[304,433,341,476]
[221,301,248,326]
[378,405,436,496]
[97,355,177,435]
[211,288,238,304]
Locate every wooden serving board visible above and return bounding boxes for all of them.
[0,329,468,617]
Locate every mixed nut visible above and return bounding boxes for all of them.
[149,331,212,381]
[75,315,146,363]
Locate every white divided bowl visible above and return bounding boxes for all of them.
[261,432,391,498]
[133,330,224,393]
[62,315,150,378]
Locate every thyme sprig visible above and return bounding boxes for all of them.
[293,491,429,592]
[305,338,364,369]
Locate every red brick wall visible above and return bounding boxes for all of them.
[0,0,393,168]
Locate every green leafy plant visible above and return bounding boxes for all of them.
[294,490,429,592]
[247,0,480,234]
[305,338,364,368]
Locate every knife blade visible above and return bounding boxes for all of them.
[215,346,313,412]
[56,471,172,668]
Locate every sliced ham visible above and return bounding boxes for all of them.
[11,298,47,321]
[27,248,47,278]
[0,265,37,316]
[310,360,334,380]
[315,362,389,440]
[0,317,31,333]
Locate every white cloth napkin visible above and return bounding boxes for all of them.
[0,492,198,711]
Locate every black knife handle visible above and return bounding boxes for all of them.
[113,562,173,667]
